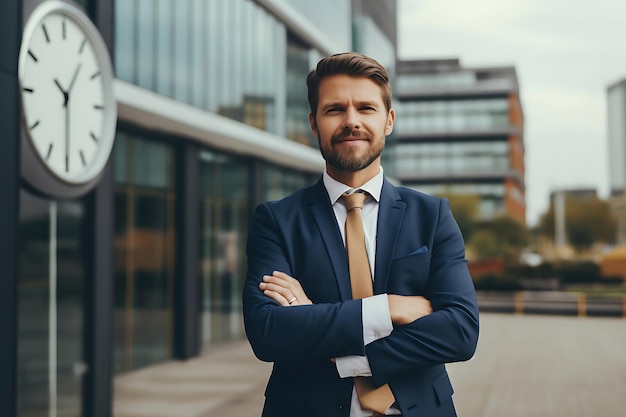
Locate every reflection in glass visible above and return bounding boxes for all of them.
[286,36,315,146]
[17,190,85,417]
[199,151,249,346]
[284,0,352,51]
[113,132,175,372]
[115,0,285,136]
[261,164,317,202]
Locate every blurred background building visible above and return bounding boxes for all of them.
[393,58,526,224]
[607,78,626,245]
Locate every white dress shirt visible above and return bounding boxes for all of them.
[322,168,399,416]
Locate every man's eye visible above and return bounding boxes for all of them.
[326,108,343,113]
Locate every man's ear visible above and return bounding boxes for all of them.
[309,112,318,135]
[385,108,396,136]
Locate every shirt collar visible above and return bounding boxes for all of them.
[323,167,384,205]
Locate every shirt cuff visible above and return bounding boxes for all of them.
[362,293,393,345]
[335,355,372,378]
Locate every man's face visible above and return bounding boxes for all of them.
[310,74,395,175]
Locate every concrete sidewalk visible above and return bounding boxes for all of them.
[114,340,270,417]
[114,313,626,417]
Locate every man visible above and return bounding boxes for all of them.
[243,52,479,417]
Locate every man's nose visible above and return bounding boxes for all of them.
[342,107,361,130]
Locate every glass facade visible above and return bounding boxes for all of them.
[353,13,395,77]
[283,0,352,52]
[113,132,176,372]
[395,140,509,176]
[261,164,317,202]
[286,36,316,146]
[395,98,509,134]
[17,191,85,417]
[396,71,476,90]
[198,151,250,346]
[115,0,285,135]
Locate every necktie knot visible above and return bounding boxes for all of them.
[342,191,368,212]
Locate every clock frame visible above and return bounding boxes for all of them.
[18,0,116,198]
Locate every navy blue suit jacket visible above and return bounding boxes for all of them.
[243,178,479,417]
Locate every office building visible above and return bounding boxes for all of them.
[607,79,626,197]
[1,0,397,416]
[607,79,626,245]
[393,58,526,224]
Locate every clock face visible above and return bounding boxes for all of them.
[19,1,116,187]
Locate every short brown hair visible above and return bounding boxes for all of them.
[306,52,392,118]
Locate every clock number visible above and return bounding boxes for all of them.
[42,24,50,43]
[62,19,66,40]
[94,105,104,110]
[46,144,54,161]
[30,120,40,130]
[90,71,101,80]
[90,132,98,143]
[23,87,34,93]
[79,150,86,166]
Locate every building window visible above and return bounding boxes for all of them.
[199,150,250,346]
[115,0,285,136]
[113,132,176,372]
[261,164,317,202]
[395,140,509,177]
[286,35,316,146]
[395,98,510,134]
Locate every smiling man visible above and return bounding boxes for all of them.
[243,52,479,417]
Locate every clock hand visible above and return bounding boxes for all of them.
[54,78,69,107]
[63,63,82,173]
[67,63,82,94]
[54,78,65,94]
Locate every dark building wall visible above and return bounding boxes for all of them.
[0,0,21,415]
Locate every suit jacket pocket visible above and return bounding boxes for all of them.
[387,250,431,295]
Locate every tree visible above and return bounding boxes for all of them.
[539,195,617,251]
[469,215,530,262]
[443,194,480,242]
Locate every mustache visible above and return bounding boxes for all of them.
[332,130,370,143]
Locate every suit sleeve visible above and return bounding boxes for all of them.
[365,199,480,387]
[243,202,365,363]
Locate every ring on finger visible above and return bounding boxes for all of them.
[288,297,297,304]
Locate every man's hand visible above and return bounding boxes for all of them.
[387,295,432,325]
[259,271,313,306]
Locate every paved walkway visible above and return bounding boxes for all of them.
[114,313,626,417]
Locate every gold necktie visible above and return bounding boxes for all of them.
[342,192,395,416]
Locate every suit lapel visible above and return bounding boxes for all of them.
[308,180,352,301]
[373,179,405,294]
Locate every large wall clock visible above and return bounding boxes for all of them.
[18,0,116,198]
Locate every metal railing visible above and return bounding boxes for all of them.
[477,291,626,317]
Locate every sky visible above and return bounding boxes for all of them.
[397,0,626,226]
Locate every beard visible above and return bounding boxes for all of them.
[318,130,385,172]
